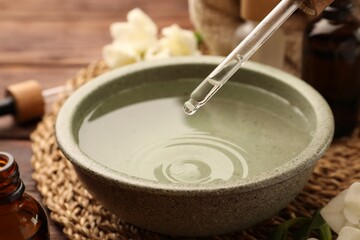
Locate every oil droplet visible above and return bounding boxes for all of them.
[184,99,198,115]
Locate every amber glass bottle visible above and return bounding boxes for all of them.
[0,152,50,240]
[302,0,360,137]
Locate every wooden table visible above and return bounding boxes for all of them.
[0,1,191,238]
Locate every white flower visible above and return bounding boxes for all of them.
[110,8,157,53]
[144,25,201,60]
[337,226,360,240]
[159,24,200,56]
[102,9,201,68]
[320,182,360,234]
[103,8,157,68]
[102,44,140,68]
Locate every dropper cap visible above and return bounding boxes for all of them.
[5,80,45,123]
[240,0,281,21]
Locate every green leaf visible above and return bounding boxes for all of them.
[307,211,332,240]
[194,31,203,45]
[270,217,310,240]
[309,211,327,230]
[269,211,333,240]
[318,222,332,240]
[288,211,333,240]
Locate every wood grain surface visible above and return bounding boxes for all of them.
[0,1,191,239]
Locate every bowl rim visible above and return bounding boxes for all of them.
[55,56,334,195]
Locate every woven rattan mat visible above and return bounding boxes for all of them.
[31,61,360,240]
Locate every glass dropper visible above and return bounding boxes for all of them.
[184,0,305,115]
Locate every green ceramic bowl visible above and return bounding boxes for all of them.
[56,57,334,236]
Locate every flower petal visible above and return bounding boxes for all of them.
[160,24,200,56]
[337,226,360,240]
[344,182,360,225]
[109,8,158,53]
[144,44,171,60]
[110,22,133,41]
[102,44,140,69]
[320,190,348,233]
[127,8,157,35]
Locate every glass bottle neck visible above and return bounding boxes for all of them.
[0,152,25,204]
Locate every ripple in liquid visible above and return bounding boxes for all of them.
[127,133,249,184]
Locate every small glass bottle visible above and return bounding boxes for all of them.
[0,151,50,240]
[301,0,360,137]
[233,0,286,69]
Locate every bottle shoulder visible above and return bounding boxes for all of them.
[0,193,43,215]
[0,193,49,239]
